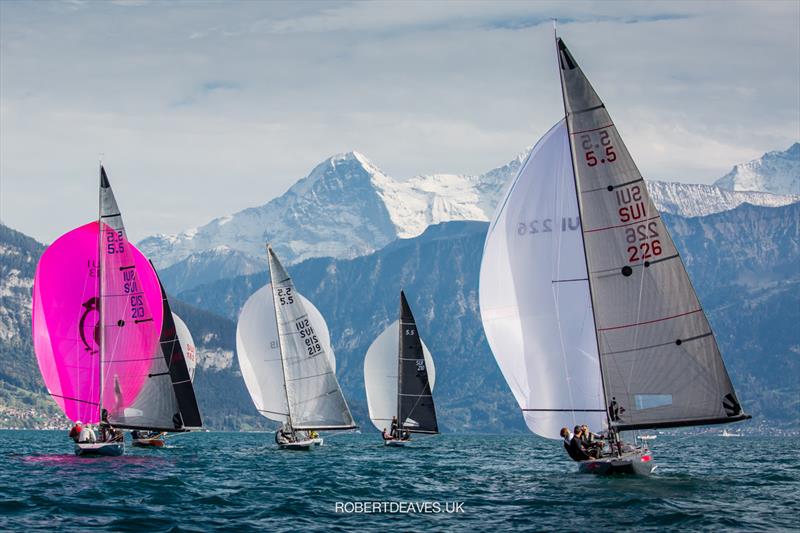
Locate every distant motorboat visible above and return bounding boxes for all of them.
[720,429,743,438]
[638,435,657,441]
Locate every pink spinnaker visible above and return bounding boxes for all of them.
[32,221,163,424]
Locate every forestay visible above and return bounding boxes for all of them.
[479,120,606,439]
[237,283,336,423]
[557,38,746,430]
[266,247,355,430]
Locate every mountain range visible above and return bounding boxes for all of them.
[142,145,800,293]
[0,143,797,431]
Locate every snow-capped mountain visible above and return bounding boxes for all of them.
[645,180,797,218]
[714,143,800,195]
[140,147,799,289]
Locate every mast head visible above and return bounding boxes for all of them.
[100,165,110,189]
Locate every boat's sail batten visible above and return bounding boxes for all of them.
[556,38,747,431]
[266,248,356,430]
[397,292,438,434]
[479,120,606,439]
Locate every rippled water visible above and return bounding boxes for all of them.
[0,431,796,531]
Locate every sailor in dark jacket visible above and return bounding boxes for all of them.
[560,426,590,461]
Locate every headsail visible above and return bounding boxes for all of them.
[396,291,438,433]
[556,38,748,430]
[479,120,606,439]
[266,246,355,430]
[364,318,436,433]
[32,167,163,424]
[237,283,336,423]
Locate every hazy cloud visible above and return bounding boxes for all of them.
[1,0,798,243]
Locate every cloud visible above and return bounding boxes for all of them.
[0,0,798,244]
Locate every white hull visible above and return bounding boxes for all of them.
[278,439,314,451]
[311,438,323,446]
[383,439,409,447]
[74,442,125,457]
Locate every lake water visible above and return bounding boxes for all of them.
[0,431,796,531]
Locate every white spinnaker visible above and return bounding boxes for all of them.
[363,320,436,432]
[236,284,335,423]
[173,313,197,382]
[479,120,606,440]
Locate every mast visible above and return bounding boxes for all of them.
[553,30,613,436]
[266,244,293,430]
[395,293,404,428]
[97,164,106,424]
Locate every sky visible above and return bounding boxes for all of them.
[1,0,798,243]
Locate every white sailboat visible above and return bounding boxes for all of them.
[236,245,355,450]
[479,32,749,475]
[364,291,439,447]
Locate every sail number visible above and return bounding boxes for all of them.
[105,230,125,254]
[517,217,580,236]
[129,294,145,319]
[276,287,294,305]
[295,318,322,356]
[614,185,663,264]
[581,130,616,167]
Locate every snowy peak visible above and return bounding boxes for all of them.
[714,143,800,195]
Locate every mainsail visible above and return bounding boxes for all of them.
[237,283,337,423]
[32,167,163,424]
[265,246,355,430]
[397,292,438,433]
[556,37,748,431]
[364,293,438,433]
[111,263,202,431]
[480,36,748,437]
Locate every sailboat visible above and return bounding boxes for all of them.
[364,291,438,447]
[479,33,749,475]
[127,265,203,448]
[236,245,355,450]
[32,166,164,456]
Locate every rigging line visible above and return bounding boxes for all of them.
[523,408,606,412]
[602,332,713,356]
[552,278,588,283]
[584,214,660,234]
[570,103,605,115]
[598,309,702,332]
[570,123,614,135]
[286,371,334,382]
[49,393,100,406]
[583,176,645,194]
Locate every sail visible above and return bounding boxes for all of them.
[236,283,336,423]
[479,120,606,439]
[32,221,162,423]
[95,168,165,425]
[395,292,438,433]
[557,38,747,430]
[174,314,197,382]
[364,319,436,433]
[266,247,355,430]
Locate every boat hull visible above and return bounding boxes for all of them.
[74,442,125,457]
[278,439,314,451]
[310,438,323,446]
[383,439,409,447]
[132,438,166,448]
[578,451,654,476]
